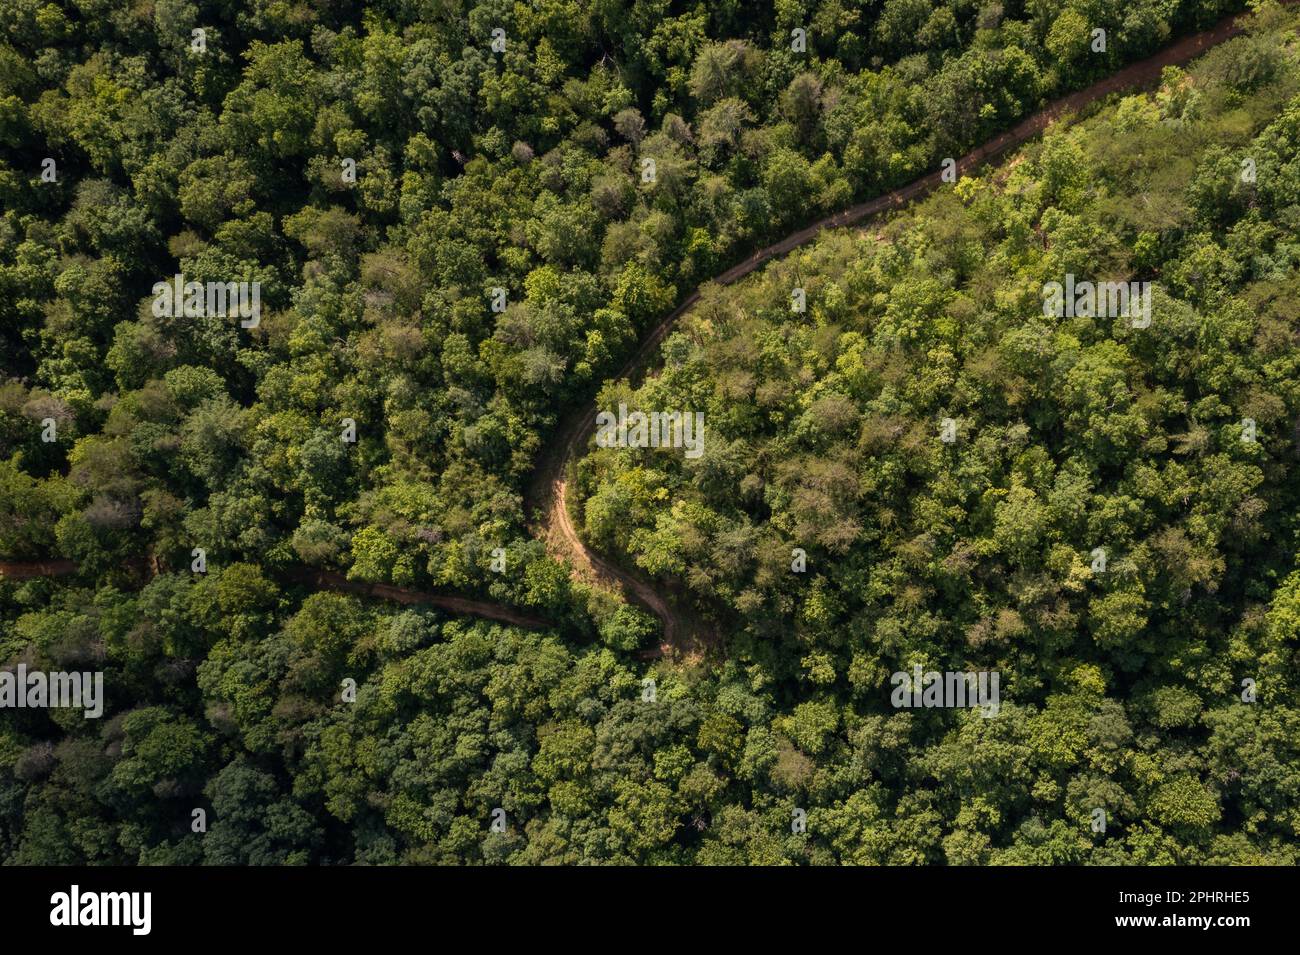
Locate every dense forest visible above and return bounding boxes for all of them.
[2,0,1299,864]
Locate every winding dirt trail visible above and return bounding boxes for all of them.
[525,6,1276,655]
[2,6,1283,646]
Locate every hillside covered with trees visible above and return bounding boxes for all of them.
[2,0,1298,864]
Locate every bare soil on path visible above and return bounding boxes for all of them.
[3,6,1281,649]
[0,560,548,631]
[524,7,1271,656]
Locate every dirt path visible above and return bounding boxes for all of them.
[526,5,1276,655]
[3,6,1281,647]
[0,560,78,579]
[0,560,549,631]
[280,569,550,630]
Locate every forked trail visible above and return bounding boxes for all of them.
[2,6,1282,655]
[525,6,1277,656]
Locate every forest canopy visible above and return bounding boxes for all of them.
[2,0,1299,864]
